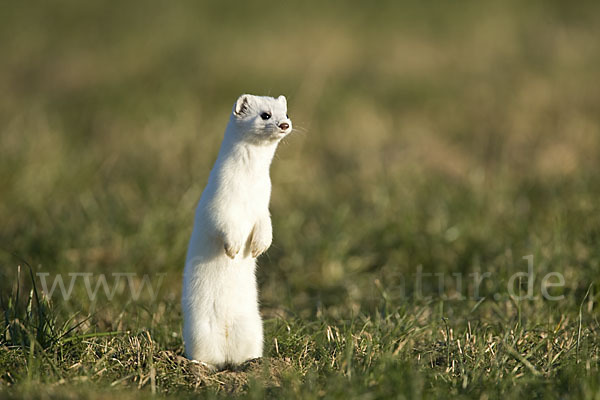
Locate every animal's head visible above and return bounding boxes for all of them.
[231,94,292,143]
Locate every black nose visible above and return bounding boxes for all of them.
[279,123,289,130]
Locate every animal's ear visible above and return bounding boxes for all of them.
[278,95,287,106]
[234,95,250,116]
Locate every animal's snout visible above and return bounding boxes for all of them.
[278,122,290,130]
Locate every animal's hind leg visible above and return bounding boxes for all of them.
[184,318,226,369]
[227,313,263,365]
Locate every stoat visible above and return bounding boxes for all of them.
[182,94,292,368]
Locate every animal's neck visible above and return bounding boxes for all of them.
[218,126,278,177]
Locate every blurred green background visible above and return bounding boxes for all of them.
[0,0,600,398]
[1,0,600,381]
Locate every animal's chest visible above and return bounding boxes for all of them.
[235,177,270,212]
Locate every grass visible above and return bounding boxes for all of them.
[1,0,600,398]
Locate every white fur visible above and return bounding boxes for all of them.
[182,94,292,368]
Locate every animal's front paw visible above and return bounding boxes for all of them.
[250,242,270,259]
[224,241,242,259]
[249,219,272,258]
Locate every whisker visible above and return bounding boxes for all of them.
[291,125,309,134]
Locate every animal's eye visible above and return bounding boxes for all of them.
[260,112,271,120]
[286,114,289,119]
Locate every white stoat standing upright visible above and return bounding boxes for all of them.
[182,94,292,369]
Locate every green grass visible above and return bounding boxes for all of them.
[1,0,600,398]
